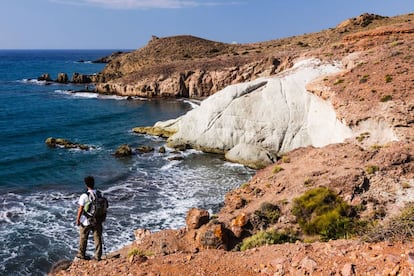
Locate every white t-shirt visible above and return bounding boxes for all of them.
[78,190,97,226]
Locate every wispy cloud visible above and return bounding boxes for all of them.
[50,0,241,9]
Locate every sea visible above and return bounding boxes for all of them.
[0,50,254,275]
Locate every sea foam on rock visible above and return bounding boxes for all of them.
[137,58,355,168]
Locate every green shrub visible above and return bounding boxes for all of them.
[334,79,344,85]
[255,202,281,224]
[239,229,298,251]
[380,95,392,102]
[356,132,370,142]
[292,187,357,240]
[385,74,393,83]
[304,178,313,187]
[272,165,284,174]
[366,165,379,174]
[128,247,146,258]
[240,182,250,189]
[359,75,369,83]
[281,155,290,163]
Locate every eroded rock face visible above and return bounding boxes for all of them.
[156,59,355,168]
[95,56,291,98]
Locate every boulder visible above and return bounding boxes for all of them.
[225,143,275,169]
[45,137,57,148]
[197,221,229,250]
[37,73,52,81]
[230,212,248,238]
[136,146,154,153]
[114,144,132,157]
[72,73,92,84]
[168,156,184,161]
[56,73,68,83]
[134,228,151,246]
[186,208,210,230]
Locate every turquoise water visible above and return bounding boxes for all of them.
[0,50,254,275]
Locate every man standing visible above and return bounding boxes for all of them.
[76,176,103,261]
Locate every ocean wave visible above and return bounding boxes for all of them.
[0,145,253,275]
[54,90,129,100]
[19,79,49,85]
[74,60,93,64]
[181,99,201,109]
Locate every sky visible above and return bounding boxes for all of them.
[0,0,413,49]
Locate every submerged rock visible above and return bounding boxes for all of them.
[45,137,90,150]
[114,144,133,157]
[136,145,154,153]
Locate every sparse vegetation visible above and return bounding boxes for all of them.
[334,79,345,85]
[254,202,281,224]
[356,132,370,142]
[281,155,290,163]
[239,229,298,251]
[240,182,250,189]
[359,74,369,83]
[385,74,393,83]
[363,204,414,242]
[371,144,382,150]
[380,95,393,102]
[366,165,380,174]
[272,165,284,174]
[304,178,313,187]
[128,247,151,258]
[292,187,359,241]
[297,41,309,47]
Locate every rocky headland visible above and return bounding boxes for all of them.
[52,12,414,275]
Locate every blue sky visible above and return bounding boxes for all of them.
[1,0,413,49]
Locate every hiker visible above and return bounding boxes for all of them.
[76,176,107,261]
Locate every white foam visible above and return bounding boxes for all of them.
[54,89,129,100]
[182,99,201,109]
[20,79,48,85]
[74,60,93,64]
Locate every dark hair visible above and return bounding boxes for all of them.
[84,176,95,189]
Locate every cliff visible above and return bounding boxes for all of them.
[94,13,407,99]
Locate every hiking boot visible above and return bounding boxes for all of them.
[75,254,91,260]
[92,256,101,261]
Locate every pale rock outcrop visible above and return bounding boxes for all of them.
[156,58,353,168]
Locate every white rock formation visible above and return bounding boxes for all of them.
[157,58,355,168]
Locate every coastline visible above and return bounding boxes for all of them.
[51,12,414,275]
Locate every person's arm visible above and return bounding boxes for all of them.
[76,205,83,226]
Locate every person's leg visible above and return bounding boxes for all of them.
[77,225,91,259]
[93,223,103,260]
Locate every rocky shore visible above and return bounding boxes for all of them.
[52,12,414,275]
